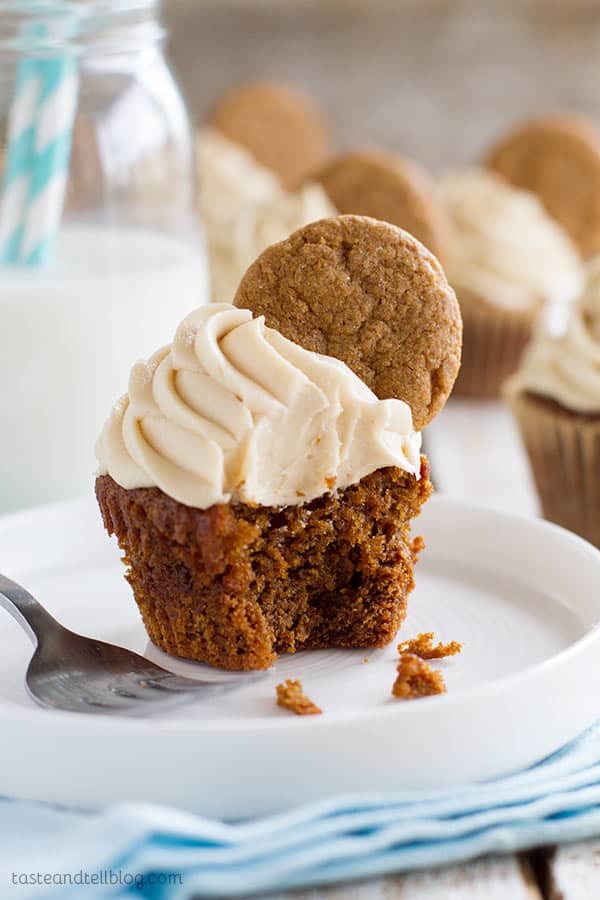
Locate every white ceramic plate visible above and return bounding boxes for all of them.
[0,495,599,820]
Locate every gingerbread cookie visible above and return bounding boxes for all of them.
[486,114,600,258]
[233,215,462,430]
[208,80,331,189]
[312,149,449,263]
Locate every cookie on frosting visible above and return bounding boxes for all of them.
[208,80,331,189]
[486,114,600,258]
[233,215,462,430]
[312,149,449,263]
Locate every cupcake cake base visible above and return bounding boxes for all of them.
[509,391,600,548]
[96,459,432,671]
[453,290,538,398]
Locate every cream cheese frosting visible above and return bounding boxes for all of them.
[507,256,600,413]
[96,304,422,509]
[198,128,336,302]
[438,169,582,312]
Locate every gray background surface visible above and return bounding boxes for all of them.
[164,0,600,174]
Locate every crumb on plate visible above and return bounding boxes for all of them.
[397,631,462,660]
[392,654,446,700]
[276,679,322,716]
[411,534,426,560]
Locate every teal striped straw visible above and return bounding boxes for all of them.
[0,56,40,263]
[0,2,80,267]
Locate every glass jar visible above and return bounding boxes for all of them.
[0,0,208,514]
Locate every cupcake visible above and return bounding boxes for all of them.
[486,113,600,260]
[505,256,600,547]
[310,148,450,264]
[207,80,331,189]
[95,216,461,671]
[438,169,582,397]
[96,304,431,670]
[198,128,336,302]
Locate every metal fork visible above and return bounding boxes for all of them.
[0,573,262,715]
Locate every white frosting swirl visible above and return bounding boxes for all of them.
[507,256,600,413]
[439,169,582,311]
[198,128,336,302]
[96,305,422,509]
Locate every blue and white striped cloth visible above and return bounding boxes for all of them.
[3,722,600,898]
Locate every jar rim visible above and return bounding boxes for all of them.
[0,1,163,56]
[0,1,159,15]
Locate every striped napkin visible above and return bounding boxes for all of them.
[2,722,600,899]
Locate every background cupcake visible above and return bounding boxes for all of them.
[505,256,600,547]
[438,169,582,398]
[207,80,332,189]
[310,148,450,265]
[198,128,336,302]
[486,113,600,261]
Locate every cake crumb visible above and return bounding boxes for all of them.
[363,657,369,664]
[392,654,446,700]
[324,476,336,489]
[411,535,426,560]
[276,679,322,715]
[397,631,462,660]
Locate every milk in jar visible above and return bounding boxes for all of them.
[1,225,208,512]
[0,1,206,512]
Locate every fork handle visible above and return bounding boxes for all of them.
[0,574,62,646]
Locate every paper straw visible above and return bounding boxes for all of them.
[0,58,42,264]
[0,3,79,267]
[19,52,78,265]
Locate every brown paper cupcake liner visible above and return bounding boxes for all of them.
[454,290,539,399]
[508,389,600,548]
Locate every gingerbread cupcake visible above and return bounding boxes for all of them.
[208,80,331,189]
[95,216,461,670]
[438,169,582,397]
[486,113,600,260]
[198,128,335,302]
[311,149,450,264]
[505,256,600,548]
[199,81,335,301]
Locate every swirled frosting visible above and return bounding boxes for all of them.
[198,128,336,302]
[96,304,422,509]
[506,256,600,413]
[438,169,582,311]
